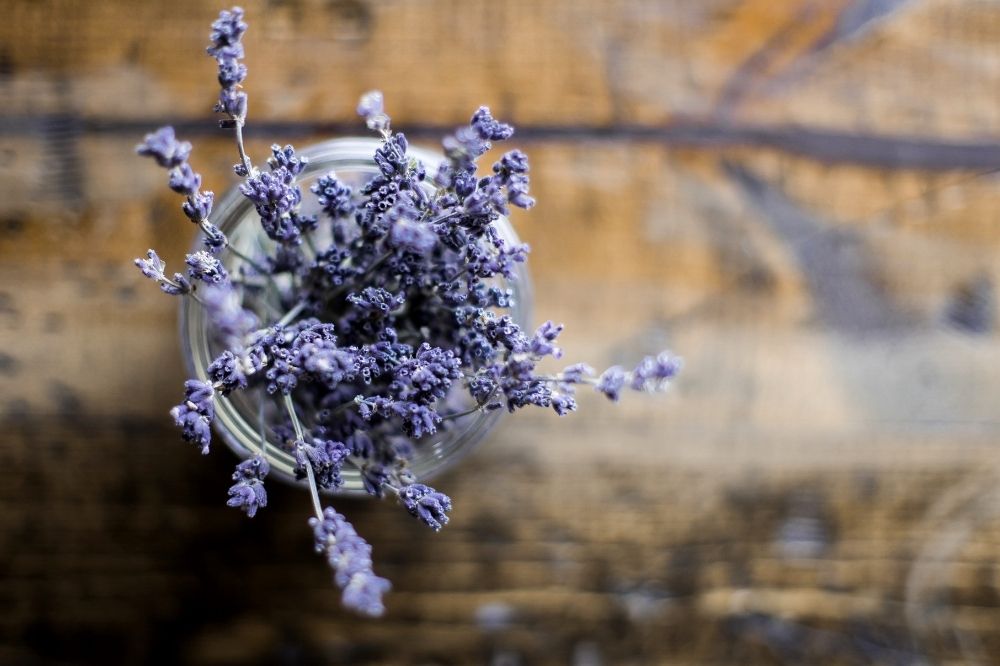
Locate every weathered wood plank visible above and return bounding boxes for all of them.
[3,1,1000,663]
[2,137,999,458]
[0,418,997,664]
[2,0,1000,142]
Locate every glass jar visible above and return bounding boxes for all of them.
[180,137,533,495]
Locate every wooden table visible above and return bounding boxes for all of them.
[2,1,1000,663]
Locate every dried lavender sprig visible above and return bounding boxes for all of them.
[309,506,391,617]
[207,6,253,175]
[286,394,392,616]
[135,125,230,274]
[134,250,194,298]
[595,353,683,402]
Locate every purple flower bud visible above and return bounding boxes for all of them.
[550,394,577,416]
[293,439,349,490]
[182,191,214,223]
[493,149,529,175]
[215,88,248,120]
[470,106,514,141]
[169,380,215,454]
[136,126,192,168]
[217,57,247,88]
[342,571,392,617]
[226,455,268,517]
[398,483,452,531]
[530,321,563,358]
[373,133,409,177]
[163,273,192,296]
[506,173,535,209]
[388,219,437,255]
[207,7,248,58]
[265,350,299,395]
[357,90,390,132]
[186,250,228,285]
[168,163,202,195]
[345,431,374,459]
[348,287,405,316]
[311,173,354,219]
[268,144,308,177]
[360,462,390,497]
[561,363,594,384]
[135,249,166,281]
[201,222,228,253]
[240,169,304,244]
[356,90,384,118]
[595,366,626,402]
[629,352,682,392]
[207,350,247,394]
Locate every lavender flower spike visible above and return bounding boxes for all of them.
[310,507,392,617]
[595,366,626,402]
[208,7,249,129]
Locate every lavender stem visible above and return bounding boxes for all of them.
[275,300,307,328]
[234,120,254,175]
[284,393,324,520]
[226,245,269,275]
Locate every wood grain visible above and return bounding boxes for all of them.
[2,0,1000,663]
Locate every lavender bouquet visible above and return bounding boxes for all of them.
[135,7,681,617]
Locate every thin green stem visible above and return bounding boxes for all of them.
[283,393,324,520]
[345,453,400,496]
[234,119,254,175]
[433,266,470,294]
[227,245,269,275]
[536,375,598,385]
[257,400,269,458]
[441,386,501,421]
[226,245,285,306]
[328,395,361,418]
[227,280,282,320]
[275,300,307,328]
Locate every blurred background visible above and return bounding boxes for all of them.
[2,0,1000,663]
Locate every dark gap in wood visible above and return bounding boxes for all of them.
[1,115,998,172]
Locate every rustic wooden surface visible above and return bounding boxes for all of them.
[2,0,1000,664]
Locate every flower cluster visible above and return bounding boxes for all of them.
[207,6,249,129]
[134,7,681,618]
